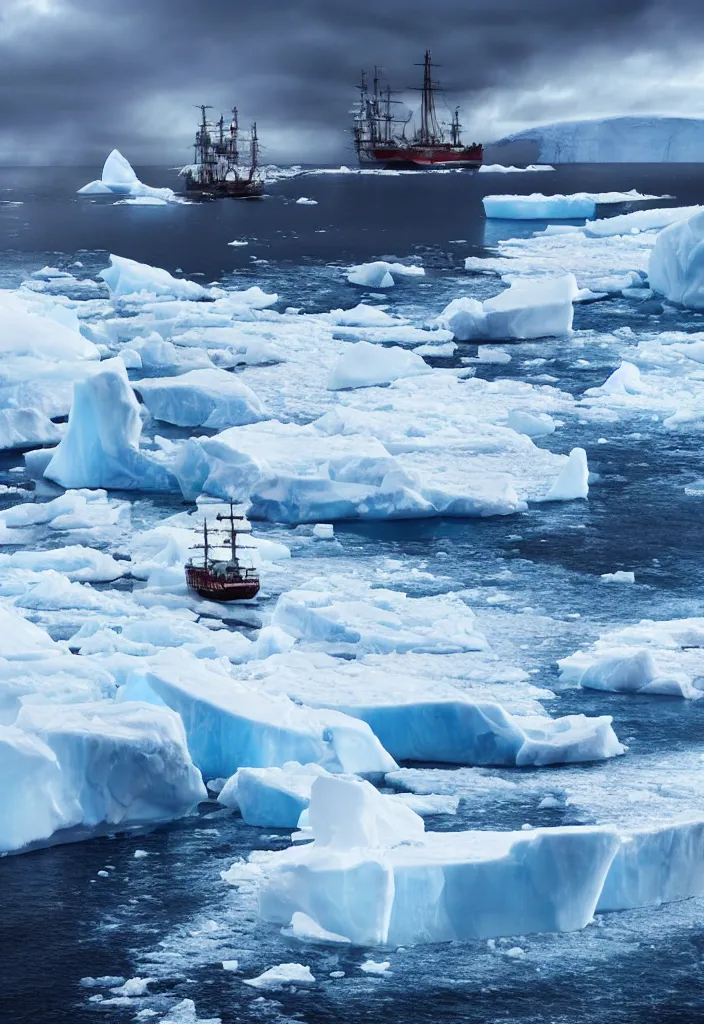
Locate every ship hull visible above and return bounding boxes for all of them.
[365,145,483,169]
[185,178,264,199]
[185,565,260,601]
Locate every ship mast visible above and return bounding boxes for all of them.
[418,50,441,145]
[249,122,259,181]
[203,518,209,566]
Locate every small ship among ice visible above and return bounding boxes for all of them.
[353,50,483,169]
[181,105,264,199]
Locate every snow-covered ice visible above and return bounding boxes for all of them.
[78,150,181,203]
[435,274,578,340]
[0,702,205,853]
[328,341,432,390]
[44,360,177,492]
[649,208,704,309]
[134,369,269,428]
[559,618,704,699]
[258,775,621,945]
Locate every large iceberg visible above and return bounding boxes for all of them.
[648,208,704,309]
[43,359,178,492]
[0,702,206,853]
[134,369,269,428]
[258,775,621,945]
[77,150,180,203]
[491,117,704,163]
[119,651,397,780]
[435,275,577,341]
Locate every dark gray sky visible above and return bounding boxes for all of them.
[0,0,700,165]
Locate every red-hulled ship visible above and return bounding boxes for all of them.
[185,505,260,602]
[353,51,483,169]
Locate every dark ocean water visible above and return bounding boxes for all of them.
[3,162,704,1024]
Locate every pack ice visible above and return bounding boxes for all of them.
[559,616,704,698]
[77,150,180,203]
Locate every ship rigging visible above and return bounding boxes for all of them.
[185,505,261,602]
[181,105,264,198]
[352,51,483,169]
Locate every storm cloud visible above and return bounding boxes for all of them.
[0,0,701,165]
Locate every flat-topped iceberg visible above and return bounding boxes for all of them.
[43,359,178,492]
[230,648,623,766]
[119,651,397,780]
[483,194,596,220]
[134,368,269,428]
[258,775,621,945]
[0,701,205,853]
[271,576,487,655]
[77,150,180,203]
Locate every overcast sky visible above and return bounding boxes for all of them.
[0,0,702,165]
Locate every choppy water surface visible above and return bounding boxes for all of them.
[3,163,704,1024]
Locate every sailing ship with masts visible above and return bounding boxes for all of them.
[352,51,483,169]
[185,505,261,601]
[182,105,264,198]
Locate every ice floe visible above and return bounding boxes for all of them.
[258,774,620,945]
[559,617,704,698]
[134,369,269,428]
[119,650,397,780]
[435,274,578,341]
[328,341,432,390]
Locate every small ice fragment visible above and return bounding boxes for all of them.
[243,963,315,990]
[110,977,153,997]
[222,960,239,972]
[330,970,345,978]
[313,523,334,539]
[538,795,561,809]
[133,849,149,859]
[506,947,526,959]
[295,197,318,205]
[97,870,109,878]
[600,571,635,583]
[360,960,392,975]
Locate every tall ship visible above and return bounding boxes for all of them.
[352,51,483,169]
[185,505,261,602]
[182,105,264,199]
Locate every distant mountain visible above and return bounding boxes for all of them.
[485,117,704,163]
